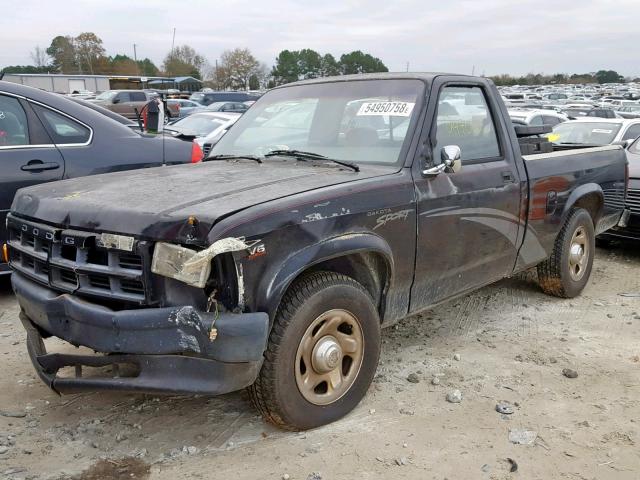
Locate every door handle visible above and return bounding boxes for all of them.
[20,160,60,172]
[501,171,516,183]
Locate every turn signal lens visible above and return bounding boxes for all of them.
[2,243,9,263]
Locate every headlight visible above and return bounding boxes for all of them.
[151,238,248,288]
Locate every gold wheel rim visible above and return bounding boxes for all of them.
[568,226,589,281]
[295,309,364,406]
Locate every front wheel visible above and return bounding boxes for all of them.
[537,208,595,298]
[248,272,381,430]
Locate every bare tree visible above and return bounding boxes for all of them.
[217,48,261,90]
[30,46,50,68]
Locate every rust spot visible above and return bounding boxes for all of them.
[73,457,150,480]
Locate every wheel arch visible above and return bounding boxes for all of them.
[562,183,604,226]
[257,233,395,322]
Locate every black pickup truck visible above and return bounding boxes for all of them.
[6,73,628,430]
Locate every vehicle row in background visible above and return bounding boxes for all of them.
[0,81,196,273]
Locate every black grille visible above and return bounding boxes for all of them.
[626,188,640,214]
[7,215,149,303]
[202,143,212,158]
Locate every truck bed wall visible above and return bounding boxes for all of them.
[519,145,627,268]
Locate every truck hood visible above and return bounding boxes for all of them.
[11,161,394,242]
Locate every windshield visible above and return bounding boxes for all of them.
[547,121,621,145]
[169,114,228,136]
[95,91,118,101]
[630,137,640,154]
[211,79,424,165]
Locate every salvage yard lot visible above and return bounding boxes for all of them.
[0,245,638,480]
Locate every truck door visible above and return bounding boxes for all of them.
[410,79,523,313]
[0,94,63,261]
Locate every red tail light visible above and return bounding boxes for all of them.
[191,141,204,163]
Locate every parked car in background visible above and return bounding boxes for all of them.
[200,101,249,113]
[616,105,640,119]
[89,90,151,119]
[166,99,201,119]
[600,136,640,240]
[0,81,195,274]
[547,118,640,147]
[189,91,259,106]
[194,113,242,157]
[508,109,568,127]
[165,112,241,141]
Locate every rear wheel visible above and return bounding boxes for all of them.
[248,272,380,430]
[537,208,595,298]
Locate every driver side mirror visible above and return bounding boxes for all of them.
[112,97,121,104]
[423,145,462,177]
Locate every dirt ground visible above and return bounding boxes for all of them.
[0,243,638,480]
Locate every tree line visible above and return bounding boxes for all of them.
[490,70,634,86]
[1,32,389,90]
[4,32,634,89]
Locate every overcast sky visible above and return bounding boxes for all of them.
[1,0,638,77]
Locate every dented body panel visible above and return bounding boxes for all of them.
[7,73,628,396]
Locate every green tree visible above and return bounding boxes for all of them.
[46,35,77,73]
[297,49,322,79]
[320,53,340,77]
[339,51,388,74]
[1,65,52,74]
[110,54,139,75]
[272,49,300,85]
[137,58,159,76]
[595,70,624,84]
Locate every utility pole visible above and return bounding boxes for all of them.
[171,28,176,53]
[472,65,475,76]
[133,43,138,62]
[406,61,410,72]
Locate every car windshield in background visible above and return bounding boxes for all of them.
[548,122,621,145]
[168,114,228,136]
[629,137,640,154]
[211,79,424,165]
[94,91,117,101]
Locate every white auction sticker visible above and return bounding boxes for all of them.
[357,101,415,117]
[592,129,613,134]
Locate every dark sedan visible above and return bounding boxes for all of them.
[0,81,195,274]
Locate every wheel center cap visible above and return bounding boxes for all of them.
[312,336,342,373]
[570,244,583,263]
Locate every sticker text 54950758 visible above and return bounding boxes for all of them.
[357,101,415,117]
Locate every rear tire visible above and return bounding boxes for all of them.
[248,271,381,430]
[537,208,595,298]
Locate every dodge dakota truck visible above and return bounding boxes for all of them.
[5,73,628,430]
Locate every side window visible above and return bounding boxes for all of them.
[32,105,91,145]
[622,124,640,141]
[434,86,501,161]
[116,92,131,103]
[130,92,147,102]
[542,115,561,126]
[529,115,544,126]
[0,95,29,146]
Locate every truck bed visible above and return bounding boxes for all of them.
[521,145,627,263]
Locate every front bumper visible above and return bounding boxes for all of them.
[12,272,269,395]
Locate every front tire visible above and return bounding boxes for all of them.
[248,272,381,430]
[537,208,595,298]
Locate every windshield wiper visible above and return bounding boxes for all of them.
[264,149,360,172]
[205,154,263,164]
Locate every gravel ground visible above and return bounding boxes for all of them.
[0,243,638,480]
